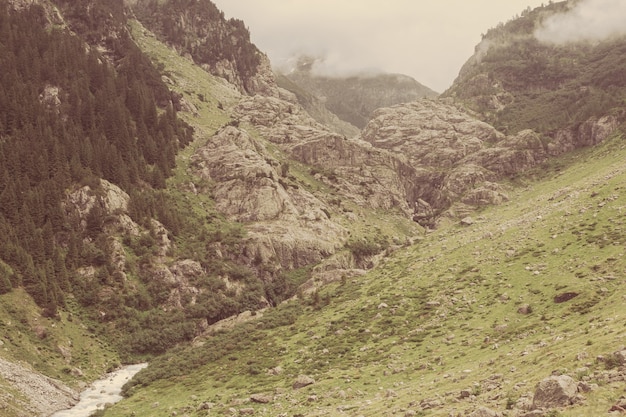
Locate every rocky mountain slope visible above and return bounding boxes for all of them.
[443,1,626,137]
[116,129,626,417]
[0,1,625,416]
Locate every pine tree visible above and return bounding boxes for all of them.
[0,262,13,295]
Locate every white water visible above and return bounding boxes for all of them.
[50,363,148,417]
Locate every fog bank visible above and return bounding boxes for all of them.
[535,0,626,44]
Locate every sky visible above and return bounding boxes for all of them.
[211,1,548,93]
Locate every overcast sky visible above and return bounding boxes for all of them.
[212,1,548,92]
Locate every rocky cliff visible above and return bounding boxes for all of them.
[131,0,274,95]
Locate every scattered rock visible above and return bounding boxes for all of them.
[419,398,442,410]
[0,358,78,415]
[614,350,626,365]
[577,381,595,393]
[468,406,501,417]
[517,304,532,314]
[268,366,283,376]
[198,402,215,410]
[459,389,472,399]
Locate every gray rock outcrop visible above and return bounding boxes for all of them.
[361,100,511,221]
[191,125,348,275]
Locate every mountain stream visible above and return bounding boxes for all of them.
[50,363,147,417]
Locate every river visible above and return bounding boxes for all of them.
[50,363,148,417]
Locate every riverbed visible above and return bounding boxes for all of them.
[50,363,148,417]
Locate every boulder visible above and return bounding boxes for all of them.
[532,375,578,409]
[553,292,579,303]
[250,393,271,404]
[461,216,475,226]
[292,375,315,389]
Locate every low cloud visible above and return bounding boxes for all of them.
[535,0,626,44]
[213,0,547,92]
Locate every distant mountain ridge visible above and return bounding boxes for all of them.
[278,55,439,129]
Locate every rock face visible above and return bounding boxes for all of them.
[549,115,621,156]
[191,125,348,273]
[192,126,297,222]
[64,179,131,229]
[360,100,512,223]
[232,90,518,226]
[132,0,271,96]
[289,135,415,216]
[532,375,578,410]
[275,72,360,137]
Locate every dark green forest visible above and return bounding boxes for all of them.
[133,0,261,85]
[0,0,273,358]
[0,0,186,298]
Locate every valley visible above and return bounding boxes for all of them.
[0,1,624,416]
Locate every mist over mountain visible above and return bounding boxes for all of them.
[534,0,626,44]
[0,1,625,416]
[278,55,438,129]
[445,1,626,137]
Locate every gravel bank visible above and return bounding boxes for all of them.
[0,357,78,416]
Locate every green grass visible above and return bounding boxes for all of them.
[0,290,120,388]
[103,129,626,417]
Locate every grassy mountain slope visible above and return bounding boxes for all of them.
[106,124,626,414]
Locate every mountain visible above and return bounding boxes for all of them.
[0,0,625,416]
[274,71,361,137]
[279,55,439,129]
[443,1,626,138]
